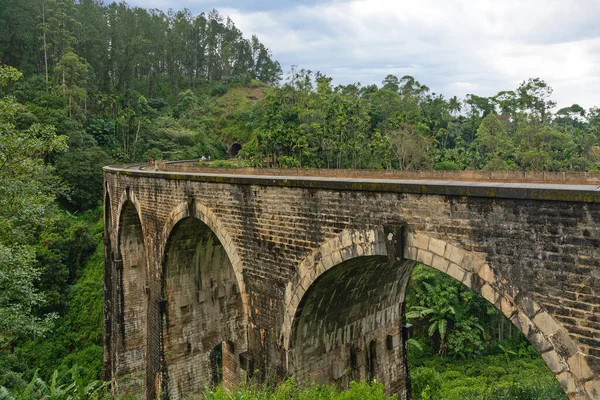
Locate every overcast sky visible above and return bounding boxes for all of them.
[127,0,600,109]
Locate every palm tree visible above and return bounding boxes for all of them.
[449,96,462,118]
[406,281,483,357]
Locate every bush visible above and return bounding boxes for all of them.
[211,84,228,96]
[203,379,394,400]
[434,160,461,170]
[411,367,442,400]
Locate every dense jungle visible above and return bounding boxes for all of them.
[1,0,599,398]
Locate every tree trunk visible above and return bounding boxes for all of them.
[42,0,48,92]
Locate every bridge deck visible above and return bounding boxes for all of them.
[105,163,600,203]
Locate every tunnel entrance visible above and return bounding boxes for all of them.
[288,256,415,394]
[229,142,242,157]
[161,217,244,399]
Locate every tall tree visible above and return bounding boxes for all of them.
[0,66,67,346]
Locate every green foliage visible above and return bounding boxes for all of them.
[410,355,566,400]
[54,132,111,210]
[0,65,67,346]
[406,264,567,399]
[203,378,394,400]
[410,367,442,400]
[406,265,489,357]
[0,367,108,400]
[434,160,460,170]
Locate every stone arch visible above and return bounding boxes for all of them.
[283,226,413,394]
[114,197,148,395]
[403,231,596,399]
[160,201,247,311]
[281,227,389,352]
[159,201,247,399]
[283,228,597,399]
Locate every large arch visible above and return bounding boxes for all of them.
[159,201,247,313]
[113,197,148,396]
[283,228,597,399]
[158,201,247,399]
[103,187,114,382]
[288,255,414,394]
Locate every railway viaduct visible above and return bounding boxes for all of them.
[103,163,600,399]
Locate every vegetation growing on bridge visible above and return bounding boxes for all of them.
[0,0,596,397]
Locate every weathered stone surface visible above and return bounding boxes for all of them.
[542,350,568,374]
[104,166,600,400]
[568,352,594,381]
[428,238,446,257]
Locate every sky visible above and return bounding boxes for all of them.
[127,0,600,109]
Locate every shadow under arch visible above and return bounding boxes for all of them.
[283,227,414,394]
[158,202,247,399]
[283,228,596,399]
[113,198,148,395]
[103,187,113,381]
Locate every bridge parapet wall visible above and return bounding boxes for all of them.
[157,162,600,184]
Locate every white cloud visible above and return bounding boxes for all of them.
[129,0,600,108]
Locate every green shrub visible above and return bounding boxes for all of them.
[411,367,442,400]
[434,161,461,170]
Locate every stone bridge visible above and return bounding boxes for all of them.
[103,163,600,400]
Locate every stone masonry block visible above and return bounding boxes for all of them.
[341,231,353,248]
[462,272,473,288]
[556,371,577,395]
[567,352,594,381]
[528,329,553,354]
[320,240,333,259]
[584,379,600,400]
[414,232,430,250]
[321,254,334,272]
[500,297,515,318]
[534,311,562,336]
[447,263,465,282]
[405,246,418,261]
[431,255,449,273]
[478,263,495,284]
[416,249,433,266]
[445,245,466,265]
[481,284,498,304]
[366,229,376,244]
[331,249,344,267]
[517,295,542,319]
[542,350,568,374]
[462,253,485,274]
[550,328,580,359]
[406,232,416,247]
[428,238,446,257]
